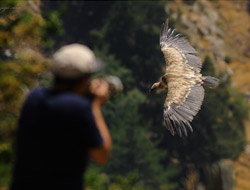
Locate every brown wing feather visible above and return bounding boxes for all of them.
[160,19,202,71]
[164,85,204,137]
[164,50,198,108]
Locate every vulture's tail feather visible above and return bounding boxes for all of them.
[203,76,219,88]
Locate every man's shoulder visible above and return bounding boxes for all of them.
[26,87,91,111]
[24,87,47,106]
[45,88,91,111]
[52,92,90,108]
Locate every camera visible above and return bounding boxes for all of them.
[104,75,123,97]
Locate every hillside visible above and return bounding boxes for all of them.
[167,0,250,189]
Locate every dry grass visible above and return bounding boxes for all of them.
[182,169,199,190]
[230,60,250,92]
[215,1,250,60]
[213,3,250,190]
[234,152,250,190]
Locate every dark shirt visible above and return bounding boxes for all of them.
[10,88,103,190]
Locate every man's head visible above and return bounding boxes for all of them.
[51,44,102,94]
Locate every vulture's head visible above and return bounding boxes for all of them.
[150,75,168,93]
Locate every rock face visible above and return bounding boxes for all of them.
[167,1,250,190]
[203,160,235,190]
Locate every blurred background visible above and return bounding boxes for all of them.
[0,0,250,190]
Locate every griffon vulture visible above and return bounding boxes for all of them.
[150,20,219,137]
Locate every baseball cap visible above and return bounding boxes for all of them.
[51,43,102,79]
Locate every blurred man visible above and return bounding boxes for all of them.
[10,44,112,190]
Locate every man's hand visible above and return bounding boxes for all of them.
[88,78,112,164]
[90,79,110,106]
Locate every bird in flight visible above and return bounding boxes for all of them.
[150,19,219,137]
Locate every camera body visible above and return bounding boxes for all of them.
[105,75,123,97]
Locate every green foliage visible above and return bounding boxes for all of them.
[0,161,12,187]
[0,1,44,48]
[85,167,150,190]
[224,54,232,64]
[85,166,107,190]
[93,49,134,91]
[205,77,247,159]
[19,11,33,22]
[41,3,67,50]
[202,55,215,75]
[0,1,50,188]
[85,165,179,190]
[0,0,17,18]
[107,172,146,190]
[89,1,167,89]
[183,0,197,6]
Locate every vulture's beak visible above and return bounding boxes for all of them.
[149,85,156,93]
[150,82,164,93]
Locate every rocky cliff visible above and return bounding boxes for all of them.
[167,1,250,189]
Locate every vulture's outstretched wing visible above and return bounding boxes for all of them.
[164,85,204,137]
[160,20,202,72]
[160,20,205,136]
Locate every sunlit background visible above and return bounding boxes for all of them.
[0,1,250,190]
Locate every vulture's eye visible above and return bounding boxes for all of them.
[162,76,167,83]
